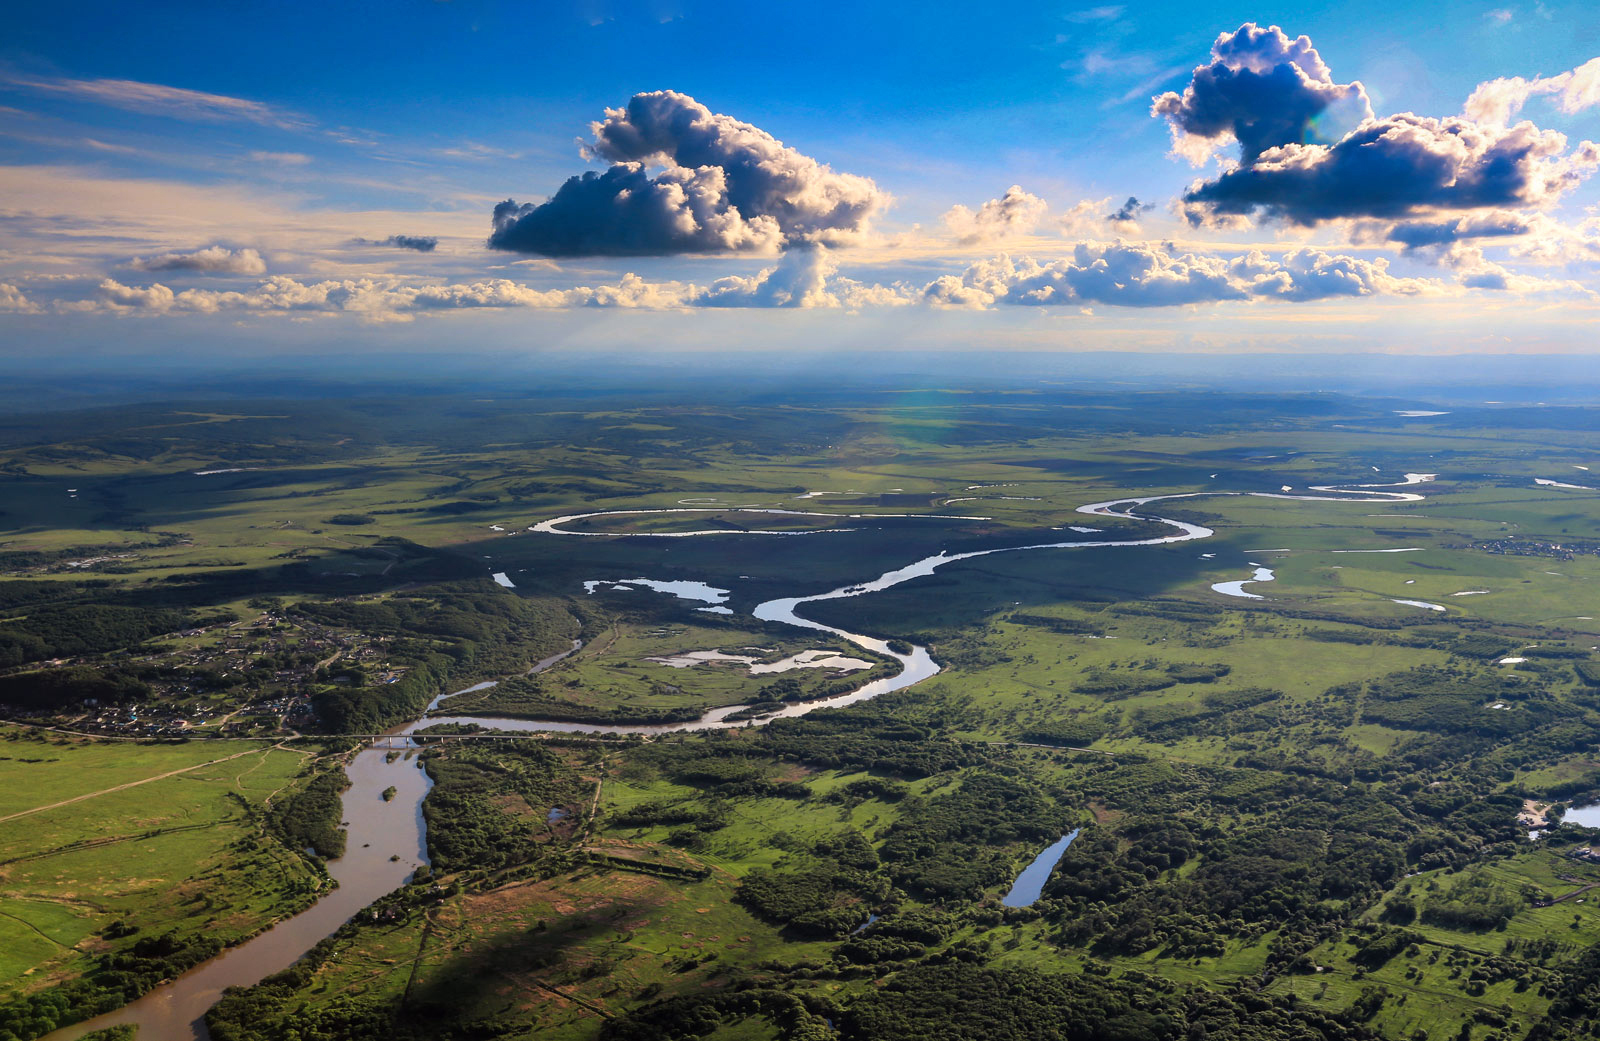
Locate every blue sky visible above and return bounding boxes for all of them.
[3,1,1600,358]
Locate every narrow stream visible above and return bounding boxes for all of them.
[42,477,1432,1039]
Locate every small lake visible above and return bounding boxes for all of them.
[1563,803,1600,828]
[1001,829,1080,908]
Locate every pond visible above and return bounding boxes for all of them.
[1001,829,1081,908]
[1563,803,1600,829]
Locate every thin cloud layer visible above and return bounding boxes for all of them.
[1159,24,1600,226]
[1,73,307,129]
[488,91,888,256]
[70,240,1460,323]
[128,246,267,275]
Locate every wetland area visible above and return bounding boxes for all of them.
[6,387,1600,1041]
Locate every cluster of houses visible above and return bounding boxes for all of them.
[1472,537,1600,561]
[12,608,399,737]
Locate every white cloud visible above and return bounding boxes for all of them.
[1445,244,1591,294]
[943,186,1050,244]
[1152,23,1372,167]
[74,247,911,322]
[1465,57,1600,126]
[0,282,39,313]
[1160,24,1600,226]
[698,247,913,310]
[924,242,1443,309]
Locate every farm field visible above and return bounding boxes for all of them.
[0,727,327,1031]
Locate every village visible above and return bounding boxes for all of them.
[1472,536,1600,561]
[0,605,404,738]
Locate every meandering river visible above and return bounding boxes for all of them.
[44,476,1434,1039]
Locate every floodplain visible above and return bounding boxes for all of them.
[3,387,1600,1041]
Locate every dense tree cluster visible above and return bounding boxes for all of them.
[0,605,201,668]
[755,700,987,777]
[267,768,350,859]
[0,666,151,709]
[0,930,223,1040]
[839,963,1381,1041]
[879,773,1062,901]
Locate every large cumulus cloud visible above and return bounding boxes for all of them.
[488,91,888,256]
[1159,24,1600,226]
[1152,23,1371,165]
[1181,115,1599,225]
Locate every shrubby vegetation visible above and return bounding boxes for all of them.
[1419,869,1525,931]
[421,743,585,871]
[1359,665,1559,735]
[737,838,888,938]
[303,584,579,731]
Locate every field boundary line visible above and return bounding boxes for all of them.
[0,746,270,825]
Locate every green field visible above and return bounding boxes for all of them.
[0,727,328,1014]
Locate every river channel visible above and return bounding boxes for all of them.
[45,478,1432,1039]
